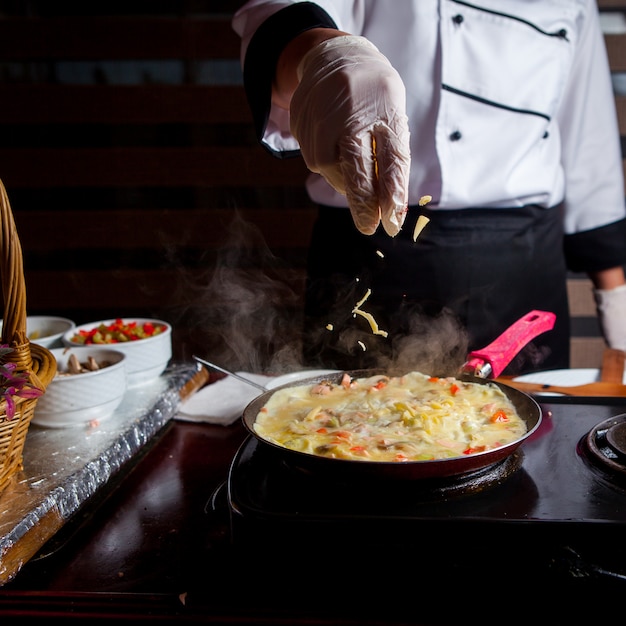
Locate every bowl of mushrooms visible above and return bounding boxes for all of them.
[31,346,127,428]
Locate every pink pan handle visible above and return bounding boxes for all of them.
[462,310,557,379]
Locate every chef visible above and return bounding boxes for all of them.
[232,0,626,373]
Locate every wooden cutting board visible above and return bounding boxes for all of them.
[600,348,626,383]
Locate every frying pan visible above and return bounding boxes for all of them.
[241,311,554,481]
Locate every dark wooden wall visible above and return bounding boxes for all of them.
[0,1,624,368]
[0,1,314,368]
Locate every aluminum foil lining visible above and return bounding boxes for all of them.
[0,361,202,583]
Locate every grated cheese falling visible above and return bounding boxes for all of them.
[354,288,372,310]
[352,288,388,338]
[413,214,430,242]
[413,195,432,241]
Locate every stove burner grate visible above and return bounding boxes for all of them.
[236,437,525,509]
[580,413,626,484]
[283,453,524,499]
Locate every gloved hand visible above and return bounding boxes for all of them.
[594,284,626,350]
[290,35,411,237]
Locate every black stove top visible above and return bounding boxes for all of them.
[229,400,626,519]
[225,398,626,591]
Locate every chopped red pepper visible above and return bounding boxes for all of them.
[490,409,509,423]
[450,383,460,395]
[463,445,487,455]
[70,318,167,345]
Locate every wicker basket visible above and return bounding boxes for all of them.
[0,179,57,496]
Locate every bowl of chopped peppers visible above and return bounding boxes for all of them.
[62,318,172,387]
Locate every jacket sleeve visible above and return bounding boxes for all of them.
[232,2,338,158]
[559,0,626,271]
[564,219,626,273]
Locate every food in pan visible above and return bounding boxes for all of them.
[254,371,527,462]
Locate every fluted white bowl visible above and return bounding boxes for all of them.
[62,318,172,387]
[0,315,75,349]
[32,347,127,428]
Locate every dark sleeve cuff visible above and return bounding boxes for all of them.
[243,2,338,159]
[564,217,626,272]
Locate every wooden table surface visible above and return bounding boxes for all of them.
[2,417,504,625]
[0,419,247,619]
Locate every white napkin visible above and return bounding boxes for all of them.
[175,372,273,426]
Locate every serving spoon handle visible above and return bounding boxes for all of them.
[192,356,268,392]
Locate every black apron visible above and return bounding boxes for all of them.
[302,203,570,375]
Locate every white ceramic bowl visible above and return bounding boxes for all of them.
[61,318,172,387]
[32,347,127,428]
[0,316,75,349]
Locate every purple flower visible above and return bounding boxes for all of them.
[0,343,43,420]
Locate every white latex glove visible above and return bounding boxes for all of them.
[290,35,411,237]
[594,284,626,350]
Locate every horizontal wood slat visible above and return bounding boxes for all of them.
[571,338,606,370]
[0,15,620,68]
[23,267,307,311]
[0,148,309,188]
[1,148,623,190]
[23,264,309,361]
[0,85,249,124]
[567,277,607,368]
[605,33,626,72]
[598,0,626,9]
[0,85,622,130]
[13,208,317,251]
[0,17,240,60]
[618,96,626,134]
[567,277,597,317]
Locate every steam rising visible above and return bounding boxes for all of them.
[180,212,471,376]
[183,212,305,374]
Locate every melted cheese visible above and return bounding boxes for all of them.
[254,371,527,462]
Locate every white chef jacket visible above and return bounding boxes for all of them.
[232,0,626,238]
